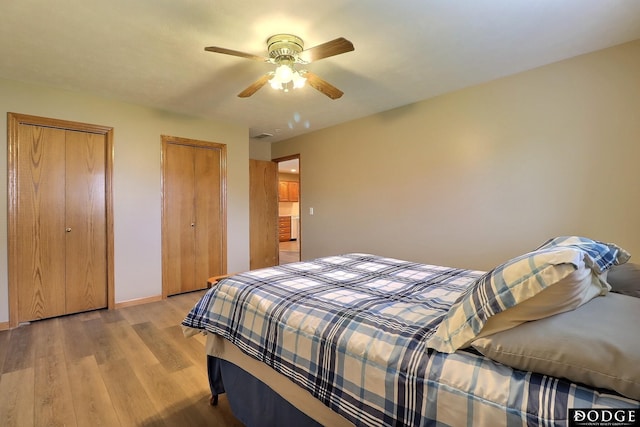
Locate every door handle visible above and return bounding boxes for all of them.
[65,227,72,232]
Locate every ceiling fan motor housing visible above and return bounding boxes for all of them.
[267,34,304,62]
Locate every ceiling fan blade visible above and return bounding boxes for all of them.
[238,74,272,98]
[204,46,268,62]
[302,71,343,100]
[299,37,354,63]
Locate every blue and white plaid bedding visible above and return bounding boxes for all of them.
[182,253,639,426]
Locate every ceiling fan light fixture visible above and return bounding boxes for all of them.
[206,34,352,99]
[274,63,293,83]
[269,78,282,90]
[269,64,306,91]
[292,71,307,89]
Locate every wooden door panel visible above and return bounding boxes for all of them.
[288,181,299,202]
[193,146,224,290]
[16,124,67,321]
[250,160,279,269]
[9,113,114,327]
[64,131,107,313]
[278,181,289,201]
[163,143,196,295]
[162,136,227,297]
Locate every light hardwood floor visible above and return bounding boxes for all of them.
[0,290,244,427]
[279,239,300,265]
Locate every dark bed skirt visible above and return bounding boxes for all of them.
[207,355,323,427]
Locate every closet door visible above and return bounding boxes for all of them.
[162,136,226,297]
[10,113,113,326]
[16,125,68,320]
[64,130,107,313]
[193,146,224,288]
[163,143,197,296]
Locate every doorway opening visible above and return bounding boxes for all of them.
[275,156,300,264]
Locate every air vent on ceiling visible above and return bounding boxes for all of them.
[252,132,274,139]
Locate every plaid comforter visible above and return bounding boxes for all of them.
[182,254,639,426]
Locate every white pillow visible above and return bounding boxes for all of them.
[427,246,600,353]
[477,266,604,338]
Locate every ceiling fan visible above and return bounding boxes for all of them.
[205,34,354,99]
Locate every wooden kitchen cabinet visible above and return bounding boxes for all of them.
[278,181,299,202]
[288,181,299,202]
[279,216,291,242]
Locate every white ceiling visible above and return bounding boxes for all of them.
[278,159,299,174]
[2,1,640,143]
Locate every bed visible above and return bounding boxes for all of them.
[182,236,640,426]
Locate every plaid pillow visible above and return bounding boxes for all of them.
[536,236,630,274]
[427,246,585,353]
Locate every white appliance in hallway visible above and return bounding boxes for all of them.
[291,216,299,240]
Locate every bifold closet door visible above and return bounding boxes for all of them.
[163,143,197,295]
[162,139,225,296]
[193,146,224,288]
[15,125,107,322]
[16,125,67,320]
[64,130,107,313]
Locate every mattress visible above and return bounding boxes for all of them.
[183,253,639,426]
[206,333,353,426]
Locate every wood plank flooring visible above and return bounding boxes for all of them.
[0,291,244,427]
[279,239,300,265]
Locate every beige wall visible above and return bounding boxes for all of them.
[249,139,271,160]
[0,78,250,323]
[272,40,640,270]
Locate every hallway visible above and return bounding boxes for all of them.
[279,240,300,265]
